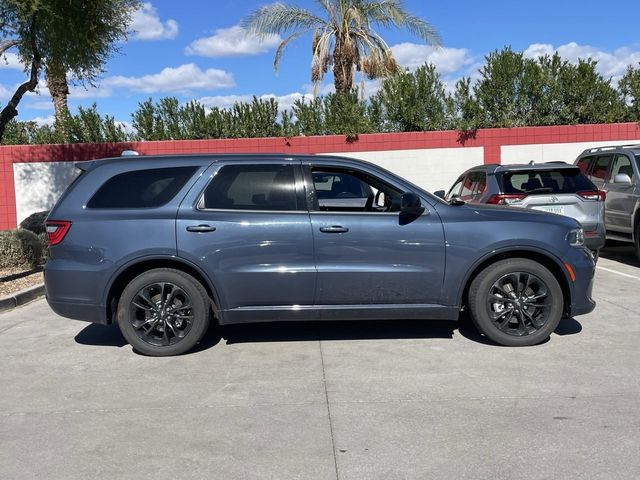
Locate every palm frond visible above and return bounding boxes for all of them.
[357,0,441,45]
[274,31,305,71]
[242,2,324,36]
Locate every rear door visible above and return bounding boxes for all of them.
[604,154,637,233]
[588,155,613,189]
[176,160,317,313]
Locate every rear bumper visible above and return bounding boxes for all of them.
[44,260,109,325]
[584,229,606,251]
[47,298,108,325]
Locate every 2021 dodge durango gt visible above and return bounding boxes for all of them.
[44,154,596,356]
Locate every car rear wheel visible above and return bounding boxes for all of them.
[468,259,563,346]
[117,268,210,356]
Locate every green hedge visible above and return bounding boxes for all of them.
[0,229,44,269]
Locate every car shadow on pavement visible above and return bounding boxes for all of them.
[73,316,583,353]
[74,324,128,348]
[599,241,639,267]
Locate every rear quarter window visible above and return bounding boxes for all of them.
[501,169,596,194]
[87,166,197,209]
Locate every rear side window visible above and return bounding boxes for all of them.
[576,156,593,175]
[501,169,596,194]
[87,167,197,209]
[590,155,612,180]
[200,164,298,211]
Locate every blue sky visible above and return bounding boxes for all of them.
[1,0,640,127]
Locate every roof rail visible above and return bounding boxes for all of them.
[584,146,617,154]
[582,144,640,154]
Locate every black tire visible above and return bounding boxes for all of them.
[117,268,210,356]
[468,259,563,346]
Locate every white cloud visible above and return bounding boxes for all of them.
[390,43,474,74]
[186,25,281,57]
[24,100,53,111]
[29,115,55,126]
[524,42,640,82]
[0,52,24,70]
[198,92,313,112]
[0,83,11,99]
[106,63,235,94]
[131,2,178,40]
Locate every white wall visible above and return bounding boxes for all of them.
[501,139,640,164]
[13,162,78,225]
[326,147,485,193]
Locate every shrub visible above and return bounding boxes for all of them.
[0,229,44,269]
[19,210,49,235]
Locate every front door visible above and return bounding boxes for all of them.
[304,161,446,306]
[176,161,316,316]
[604,154,637,233]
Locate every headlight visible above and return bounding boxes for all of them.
[566,228,585,247]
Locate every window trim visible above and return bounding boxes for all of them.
[195,162,307,213]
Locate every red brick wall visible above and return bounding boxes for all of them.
[2,122,640,230]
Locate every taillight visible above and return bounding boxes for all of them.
[578,190,606,201]
[487,194,527,205]
[46,220,72,245]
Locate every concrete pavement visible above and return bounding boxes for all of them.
[1,245,639,480]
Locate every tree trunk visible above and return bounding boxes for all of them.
[0,39,19,57]
[46,59,70,139]
[0,17,41,142]
[333,36,354,93]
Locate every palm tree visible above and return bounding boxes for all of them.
[242,0,440,94]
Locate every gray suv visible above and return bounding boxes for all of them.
[44,154,596,356]
[575,145,640,260]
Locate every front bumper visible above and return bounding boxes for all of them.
[566,247,596,317]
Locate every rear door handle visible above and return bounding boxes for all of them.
[319,225,349,233]
[186,224,216,233]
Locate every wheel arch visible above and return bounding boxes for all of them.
[459,249,572,317]
[104,256,222,324]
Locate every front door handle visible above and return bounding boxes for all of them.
[186,224,216,233]
[319,225,349,233]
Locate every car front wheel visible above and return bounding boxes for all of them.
[117,268,211,356]
[468,259,564,346]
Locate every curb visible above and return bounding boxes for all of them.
[0,284,45,313]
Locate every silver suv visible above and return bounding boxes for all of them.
[437,162,606,254]
[575,145,640,260]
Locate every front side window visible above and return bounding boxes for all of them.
[87,166,197,209]
[610,154,634,181]
[446,176,465,201]
[200,164,298,211]
[311,167,402,212]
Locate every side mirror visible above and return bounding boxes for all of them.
[400,192,425,215]
[614,173,632,185]
[433,190,446,199]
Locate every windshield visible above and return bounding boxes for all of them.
[500,168,596,194]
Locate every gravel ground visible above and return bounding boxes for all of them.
[0,268,43,297]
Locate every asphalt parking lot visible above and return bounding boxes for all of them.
[1,244,639,480]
